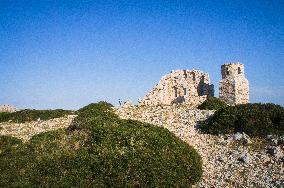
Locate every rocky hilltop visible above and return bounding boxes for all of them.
[0,103,283,187]
[0,63,282,187]
[115,104,284,187]
[114,60,280,187]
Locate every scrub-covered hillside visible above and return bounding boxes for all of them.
[0,102,202,187]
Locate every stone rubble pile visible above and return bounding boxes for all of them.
[0,115,76,141]
[115,105,284,187]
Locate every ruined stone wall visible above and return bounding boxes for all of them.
[138,70,214,107]
[115,105,214,137]
[219,63,249,105]
[0,105,17,113]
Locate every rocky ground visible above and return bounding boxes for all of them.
[115,105,284,187]
[0,115,76,141]
[190,132,284,187]
[0,106,283,187]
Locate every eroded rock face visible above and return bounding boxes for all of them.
[138,70,214,107]
[0,105,17,113]
[219,63,249,105]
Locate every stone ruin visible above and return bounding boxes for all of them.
[138,70,214,107]
[131,62,249,107]
[219,63,249,105]
[0,63,249,113]
[0,105,17,113]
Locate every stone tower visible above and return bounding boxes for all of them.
[219,62,249,105]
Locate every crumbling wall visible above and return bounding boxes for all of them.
[219,63,249,105]
[114,105,214,137]
[138,70,214,107]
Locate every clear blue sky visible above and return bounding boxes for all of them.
[0,0,283,109]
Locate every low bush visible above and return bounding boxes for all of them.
[198,97,228,110]
[0,109,73,123]
[200,103,284,138]
[0,135,22,153]
[0,102,202,187]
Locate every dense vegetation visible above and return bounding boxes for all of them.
[198,97,228,110]
[200,103,284,138]
[0,102,202,187]
[0,109,73,123]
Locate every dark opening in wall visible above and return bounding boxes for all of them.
[183,70,187,78]
[226,67,230,75]
[174,87,178,97]
[190,72,196,81]
[238,67,242,74]
[197,76,205,96]
[183,88,186,95]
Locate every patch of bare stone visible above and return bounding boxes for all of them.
[0,115,76,142]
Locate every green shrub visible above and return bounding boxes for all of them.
[0,109,73,123]
[0,130,89,187]
[198,97,228,110]
[0,102,202,187]
[0,135,22,154]
[69,101,119,131]
[200,103,284,138]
